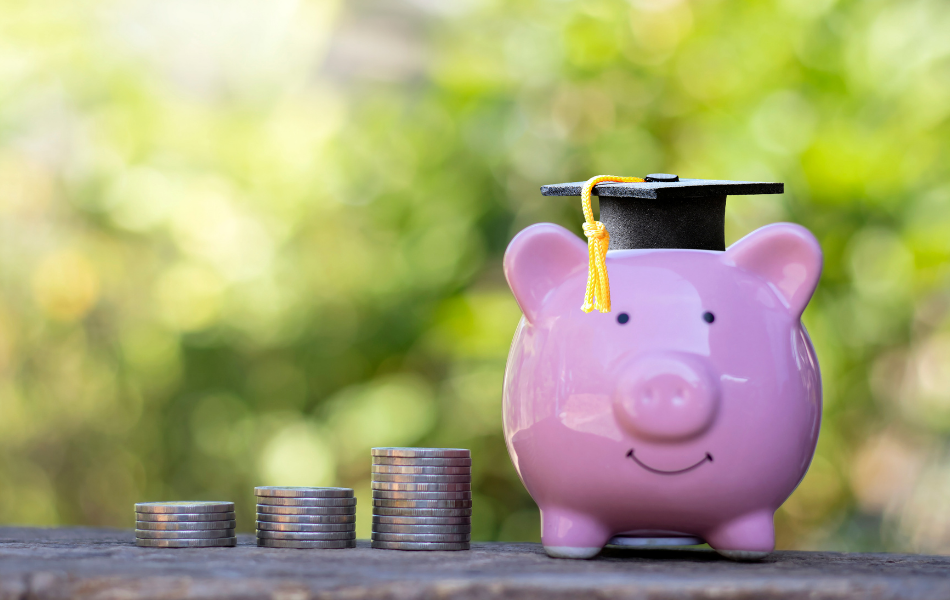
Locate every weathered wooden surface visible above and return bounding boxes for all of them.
[1,527,948,599]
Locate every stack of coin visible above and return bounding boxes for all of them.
[255,487,356,549]
[371,448,471,551]
[135,502,236,548]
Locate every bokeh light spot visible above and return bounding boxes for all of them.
[32,251,100,322]
[259,422,335,487]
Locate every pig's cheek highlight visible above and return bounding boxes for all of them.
[557,394,623,442]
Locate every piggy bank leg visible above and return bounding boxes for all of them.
[704,510,775,561]
[540,507,610,559]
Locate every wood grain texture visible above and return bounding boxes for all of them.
[0,527,948,600]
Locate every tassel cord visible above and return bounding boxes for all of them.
[579,175,645,313]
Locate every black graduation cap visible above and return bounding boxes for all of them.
[541,174,784,251]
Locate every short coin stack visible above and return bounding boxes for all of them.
[135,501,236,548]
[371,448,471,551]
[255,487,356,549]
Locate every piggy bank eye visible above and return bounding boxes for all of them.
[617,313,630,325]
[703,311,715,323]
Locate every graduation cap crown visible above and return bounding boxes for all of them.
[541,174,784,314]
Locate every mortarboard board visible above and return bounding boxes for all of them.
[541,174,784,252]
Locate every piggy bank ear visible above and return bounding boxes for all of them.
[724,223,823,317]
[504,223,588,323]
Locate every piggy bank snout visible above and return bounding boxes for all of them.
[613,353,720,442]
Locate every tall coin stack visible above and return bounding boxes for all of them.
[255,487,356,549]
[135,501,236,548]
[371,448,472,551]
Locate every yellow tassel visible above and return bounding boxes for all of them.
[580,175,645,313]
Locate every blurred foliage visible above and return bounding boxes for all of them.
[1,0,949,552]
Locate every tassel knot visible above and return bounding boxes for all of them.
[581,220,609,242]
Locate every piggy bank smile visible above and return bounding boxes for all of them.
[626,449,713,475]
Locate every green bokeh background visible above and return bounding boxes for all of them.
[1,0,949,552]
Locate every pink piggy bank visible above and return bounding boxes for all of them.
[503,221,822,559]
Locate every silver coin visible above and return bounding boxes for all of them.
[254,487,354,498]
[256,497,357,507]
[372,507,472,517]
[135,501,234,514]
[373,515,470,525]
[136,529,234,539]
[257,530,356,540]
[372,481,471,492]
[373,524,471,534]
[135,511,236,522]
[256,521,355,532]
[372,448,470,459]
[137,537,237,548]
[371,540,469,551]
[372,532,471,543]
[373,490,472,500]
[372,474,471,484]
[373,498,472,509]
[373,465,471,475]
[257,538,356,549]
[374,457,472,467]
[136,520,236,531]
[257,504,356,516]
[256,513,355,524]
